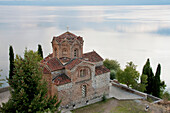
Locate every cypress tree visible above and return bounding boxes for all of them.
[142,58,154,94]
[153,64,161,97]
[38,44,43,58]
[9,45,14,80]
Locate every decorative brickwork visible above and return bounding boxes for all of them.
[41,31,110,107]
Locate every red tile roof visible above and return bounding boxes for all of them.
[95,65,110,75]
[41,53,53,64]
[53,74,71,86]
[83,51,103,62]
[46,57,64,71]
[43,66,51,74]
[53,31,83,44]
[40,64,51,74]
[65,58,82,70]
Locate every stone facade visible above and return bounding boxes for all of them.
[41,31,110,108]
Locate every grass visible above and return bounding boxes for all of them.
[72,98,151,113]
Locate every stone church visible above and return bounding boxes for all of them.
[40,31,110,108]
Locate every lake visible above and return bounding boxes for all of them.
[0,5,170,89]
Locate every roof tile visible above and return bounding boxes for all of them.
[53,74,71,86]
[53,31,83,44]
[83,51,103,62]
[65,58,82,70]
[46,57,64,71]
[95,65,110,75]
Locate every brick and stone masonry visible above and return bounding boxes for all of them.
[40,31,110,107]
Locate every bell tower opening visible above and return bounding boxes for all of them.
[74,49,78,58]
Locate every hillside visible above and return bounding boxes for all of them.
[72,98,168,113]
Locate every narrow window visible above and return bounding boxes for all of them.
[82,85,86,97]
[55,49,57,56]
[74,49,78,57]
[80,69,86,77]
[80,69,84,77]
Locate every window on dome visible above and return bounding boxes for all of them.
[80,69,86,77]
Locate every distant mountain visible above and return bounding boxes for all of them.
[0,0,170,6]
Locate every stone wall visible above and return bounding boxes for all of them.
[54,83,73,106]
[95,61,103,67]
[94,72,110,96]
[52,37,83,59]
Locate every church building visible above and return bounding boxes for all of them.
[40,31,110,108]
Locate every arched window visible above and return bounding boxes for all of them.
[62,48,67,56]
[82,85,86,97]
[80,69,86,77]
[74,49,78,57]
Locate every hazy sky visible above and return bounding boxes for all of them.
[0,0,170,6]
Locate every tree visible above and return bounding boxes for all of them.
[162,91,170,102]
[9,45,14,80]
[135,74,148,92]
[153,64,161,97]
[142,58,154,94]
[103,59,120,71]
[116,62,140,88]
[38,44,43,58]
[110,70,116,80]
[104,59,120,80]
[1,49,60,112]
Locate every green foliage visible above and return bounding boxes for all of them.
[116,62,147,92]
[153,64,161,97]
[103,59,120,71]
[9,45,14,80]
[104,59,120,80]
[0,70,5,87]
[38,44,43,59]
[1,49,60,113]
[160,81,166,98]
[116,62,140,88]
[135,74,148,92]
[142,59,166,97]
[142,58,154,94]
[110,70,116,80]
[102,94,106,102]
[162,91,170,101]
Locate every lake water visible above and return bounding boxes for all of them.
[0,5,170,89]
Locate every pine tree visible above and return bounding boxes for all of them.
[38,44,43,58]
[1,49,60,113]
[9,45,14,80]
[142,58,154,94]
[153,64,161,97]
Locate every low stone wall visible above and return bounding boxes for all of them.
[111,81,147,99]
[0,87,10,106]
[0,86,10,93]
[147,94,162,103]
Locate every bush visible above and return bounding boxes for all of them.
[102,94,106,102]
[110,70,116,80]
